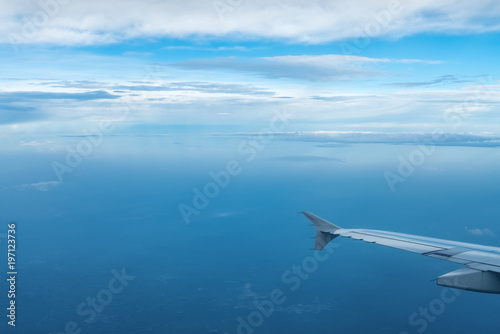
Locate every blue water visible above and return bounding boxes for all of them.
[1,133,500,333]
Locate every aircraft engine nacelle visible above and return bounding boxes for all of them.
[437,267,500,294]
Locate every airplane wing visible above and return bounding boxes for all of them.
[302,211,500,294]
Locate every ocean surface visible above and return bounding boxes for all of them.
[1,132,499,334]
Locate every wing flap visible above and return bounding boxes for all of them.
[467,263,500,273]
[452,250,500,267]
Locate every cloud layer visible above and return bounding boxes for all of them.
[17,181,61,191]
[3,0,500,45]
[173,55,403,81]
[255,131,500,147]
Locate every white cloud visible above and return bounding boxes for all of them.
[2,0,500,45]
[465,227,496,237]
[173,54,436,81]
[163,46,250,51]
[248,131,500,147]
[397,59,443,65]
[18,181,61,191]
[0,75,498,133]
[20,140,52,146]
[122,51,154,56]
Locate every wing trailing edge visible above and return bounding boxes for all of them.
[301,211,500,294]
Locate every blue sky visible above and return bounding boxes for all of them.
[1,0,500,141]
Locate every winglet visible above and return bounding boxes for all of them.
[302,212,341,250]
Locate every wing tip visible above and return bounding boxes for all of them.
[302,211,341,250]
[301,211,342,231]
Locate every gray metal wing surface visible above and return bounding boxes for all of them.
[302,211,500,294]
